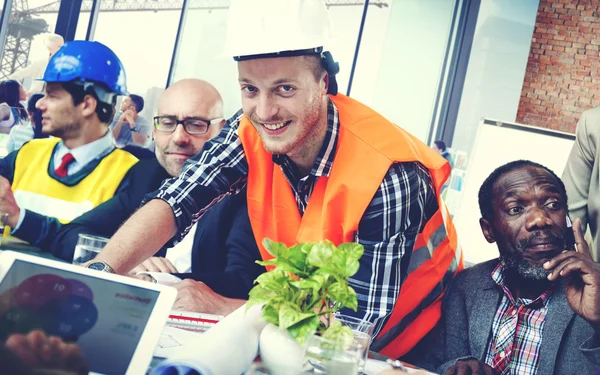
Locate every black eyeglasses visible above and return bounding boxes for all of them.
[153,116,224,135]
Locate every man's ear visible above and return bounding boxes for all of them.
[480,218,496,243]
[321,72,329,94]
[80,94,98,118]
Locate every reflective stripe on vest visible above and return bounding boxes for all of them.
[14,190,95,223]
[239,93,463,356]
[8,138,138,236]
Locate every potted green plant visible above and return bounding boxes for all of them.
[247,238,364,374]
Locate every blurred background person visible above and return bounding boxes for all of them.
[110,94,152,149]
[432,139,453,168]
[8,33,64,96]
[0,80,28,134]
[6,94,47,153]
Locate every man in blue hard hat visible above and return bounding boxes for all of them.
[0,40,138,246]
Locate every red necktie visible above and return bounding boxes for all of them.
[54,153,75,178]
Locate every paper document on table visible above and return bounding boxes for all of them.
[154,325,206,358]
[150,304,264,375]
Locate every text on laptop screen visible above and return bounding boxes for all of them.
[0,259,160,375]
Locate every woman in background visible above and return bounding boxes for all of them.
[0,79,27,134]
[6,93,47,153]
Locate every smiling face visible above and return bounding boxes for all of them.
[154,79,224,177]
[480,166,570,281]
[237,56,328,162]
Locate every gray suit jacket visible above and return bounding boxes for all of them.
[562,107,600,260]
[408,259,600,374]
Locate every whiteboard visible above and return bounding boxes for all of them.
[452,118,576,265]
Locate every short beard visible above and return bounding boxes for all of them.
[499,253,550,281]
[48,121,80,138]
[500,230,565,281]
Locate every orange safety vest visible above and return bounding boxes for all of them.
[238,94,463,358]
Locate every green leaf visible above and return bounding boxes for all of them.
[290,278,321,291]
[331,247,360,278]
[247,285,276,307]
[338,242,364,262]
[327,282,358,312]
[287,315,321,346]
[287,245,309,270]
[307,242,333,268]
[253,269,288,290]
[322,320,355,348]
[278,302,317,330]
[262,238,290,258]
[262,304,280,326]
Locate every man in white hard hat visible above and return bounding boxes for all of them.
[90,0,462,356]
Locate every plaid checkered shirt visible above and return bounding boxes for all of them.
[144,99,437,339]
[484,263,553,375]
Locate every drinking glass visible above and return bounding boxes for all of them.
[334,314,375,373]
[305,335,363,375]
[72,234,108,265]
[0,212,8,245]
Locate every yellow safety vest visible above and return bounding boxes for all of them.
[10,138,137,233]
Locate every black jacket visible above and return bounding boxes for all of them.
[48,158,264,299]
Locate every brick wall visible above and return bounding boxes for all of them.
[516,0,600,133]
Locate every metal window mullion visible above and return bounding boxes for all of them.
[166,0,189,88]
[0,0,14,59]
[86,0,101,41]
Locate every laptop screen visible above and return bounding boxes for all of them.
[0,259,160,375]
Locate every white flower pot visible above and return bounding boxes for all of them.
[259,323,305,375]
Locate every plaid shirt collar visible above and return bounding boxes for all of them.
[491,263,553,308]
[272,98,339,178]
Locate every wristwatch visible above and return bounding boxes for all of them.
[87,261,115,273]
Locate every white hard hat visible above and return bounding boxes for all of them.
[222,0,334,60]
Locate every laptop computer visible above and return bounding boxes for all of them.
[0,251,177,375]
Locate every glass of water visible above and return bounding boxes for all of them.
[305,335,363,374]
[72,234,108,265]
[333,314,375,373]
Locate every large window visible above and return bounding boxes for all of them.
[90,2,183,121]
[452,0,540,157]
[366,0,459,142]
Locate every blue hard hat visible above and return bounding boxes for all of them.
[40,40,127,95]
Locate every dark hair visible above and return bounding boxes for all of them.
[27,94,48,139]
[129,94,144,113]
[60,81,116,124]
[0,80,27,121]
[478,160,568,221]
[434,140,447,152]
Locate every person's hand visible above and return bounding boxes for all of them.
[172,279,230,314]
[5,330,89,375]
[545,217,600,329]
[0,176,21,228]
[120,109,136,127]
[444,359,497,375]
[131,257,178,274]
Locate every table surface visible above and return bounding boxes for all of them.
[0,236,62,261]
